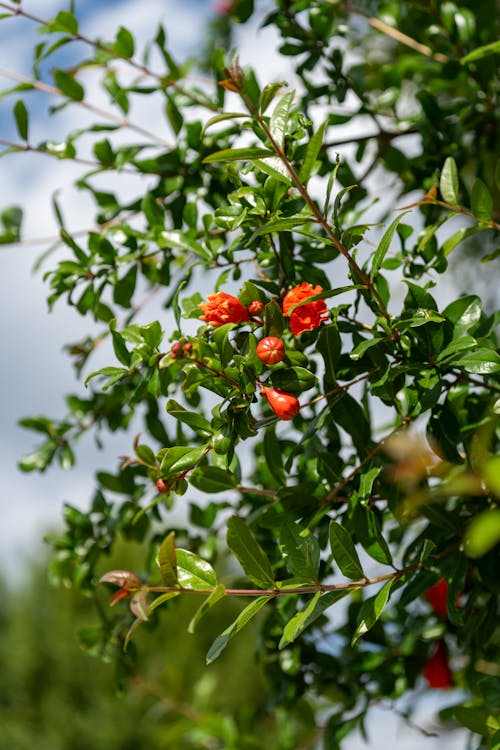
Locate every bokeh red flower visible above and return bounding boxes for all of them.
[424,640,453,689]
[283,282,329,335]
[199,292,250,327]
[424,579,449,617]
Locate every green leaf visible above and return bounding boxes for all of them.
[160,445,207,478]
[440,156,459,204]
[189,465,238,493]
[461,40,500,64]
[270,366,317,394]
[114,26,134,58]
[456,348,500,374]
[227,516,275,588]
[279,518,320,582]
[471,178,493,222]
[269,91,294,146]
[279,591,322,648]
[188,583,226,633]
[299,120,327,184]
[329,521,364,580]
[351,502,393,566]
[371,212,408,275]
[113,264,137,308]
[166,399,212,435]
[352,579,394,645]
[317,324,341,385]
[464,510,500,559]
[202,147,275,164]
[157,532,178,586]
[176,549,217,590]
[158,230,210,261]
[206,596,271,664]
[13,100,29,140]
[259,81,288,114]
[53,69,84,101]
[278,589,348,649]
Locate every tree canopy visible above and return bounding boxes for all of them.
[1,1,499,748]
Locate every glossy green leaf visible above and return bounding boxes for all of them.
[227,516,275,588]
[157,532,178,586]
[160,445,207,477]
[176,548,217,590]
[166,399,212,435]
[279,591,321,648]
[270,366,317,394]
[206,595,271,664]
[202,147,275,163]
[371,212,408,276]
[278,589,348,648]
[351,503,393,566]
[471,178,493,222]
[189,465,238,493]
[439,156,460,205]
[352,579,394,645]
[329,521,364,580]
[299,120,327,183]
[279,518,320,582]
[456,348,500,374]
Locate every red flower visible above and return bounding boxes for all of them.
[256,336,286,365]
[282,282,329,336]
[424,640,453,689]
[424,579,449,617]
[199,292,250,327]
[260,386,300,420]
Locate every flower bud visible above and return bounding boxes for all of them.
[248,300,264,316]
[256,336,286,365]
[260,386,300,420]
[156,478,169,494]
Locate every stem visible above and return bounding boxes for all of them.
[239,90,391,321]
[343,3,449,63]
[0,66,170,146]
[0,137,139,173]
[146,568,408,598]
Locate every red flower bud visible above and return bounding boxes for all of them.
[170,341,183,358]
[256,336,286,365]
[248,300,264,316]
[423,640,453,689]
[156,478,169,494]
[260,386,300,420]
[199,292,250,327]
[283,282,329,336]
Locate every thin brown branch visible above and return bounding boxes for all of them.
[0,137,139,173]
[0,66,170,146]
[343,3,449,63]
[0,1,221,113]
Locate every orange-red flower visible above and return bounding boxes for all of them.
[199,292,250,327]
[282,282,329,336]
[423,640,453,689]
